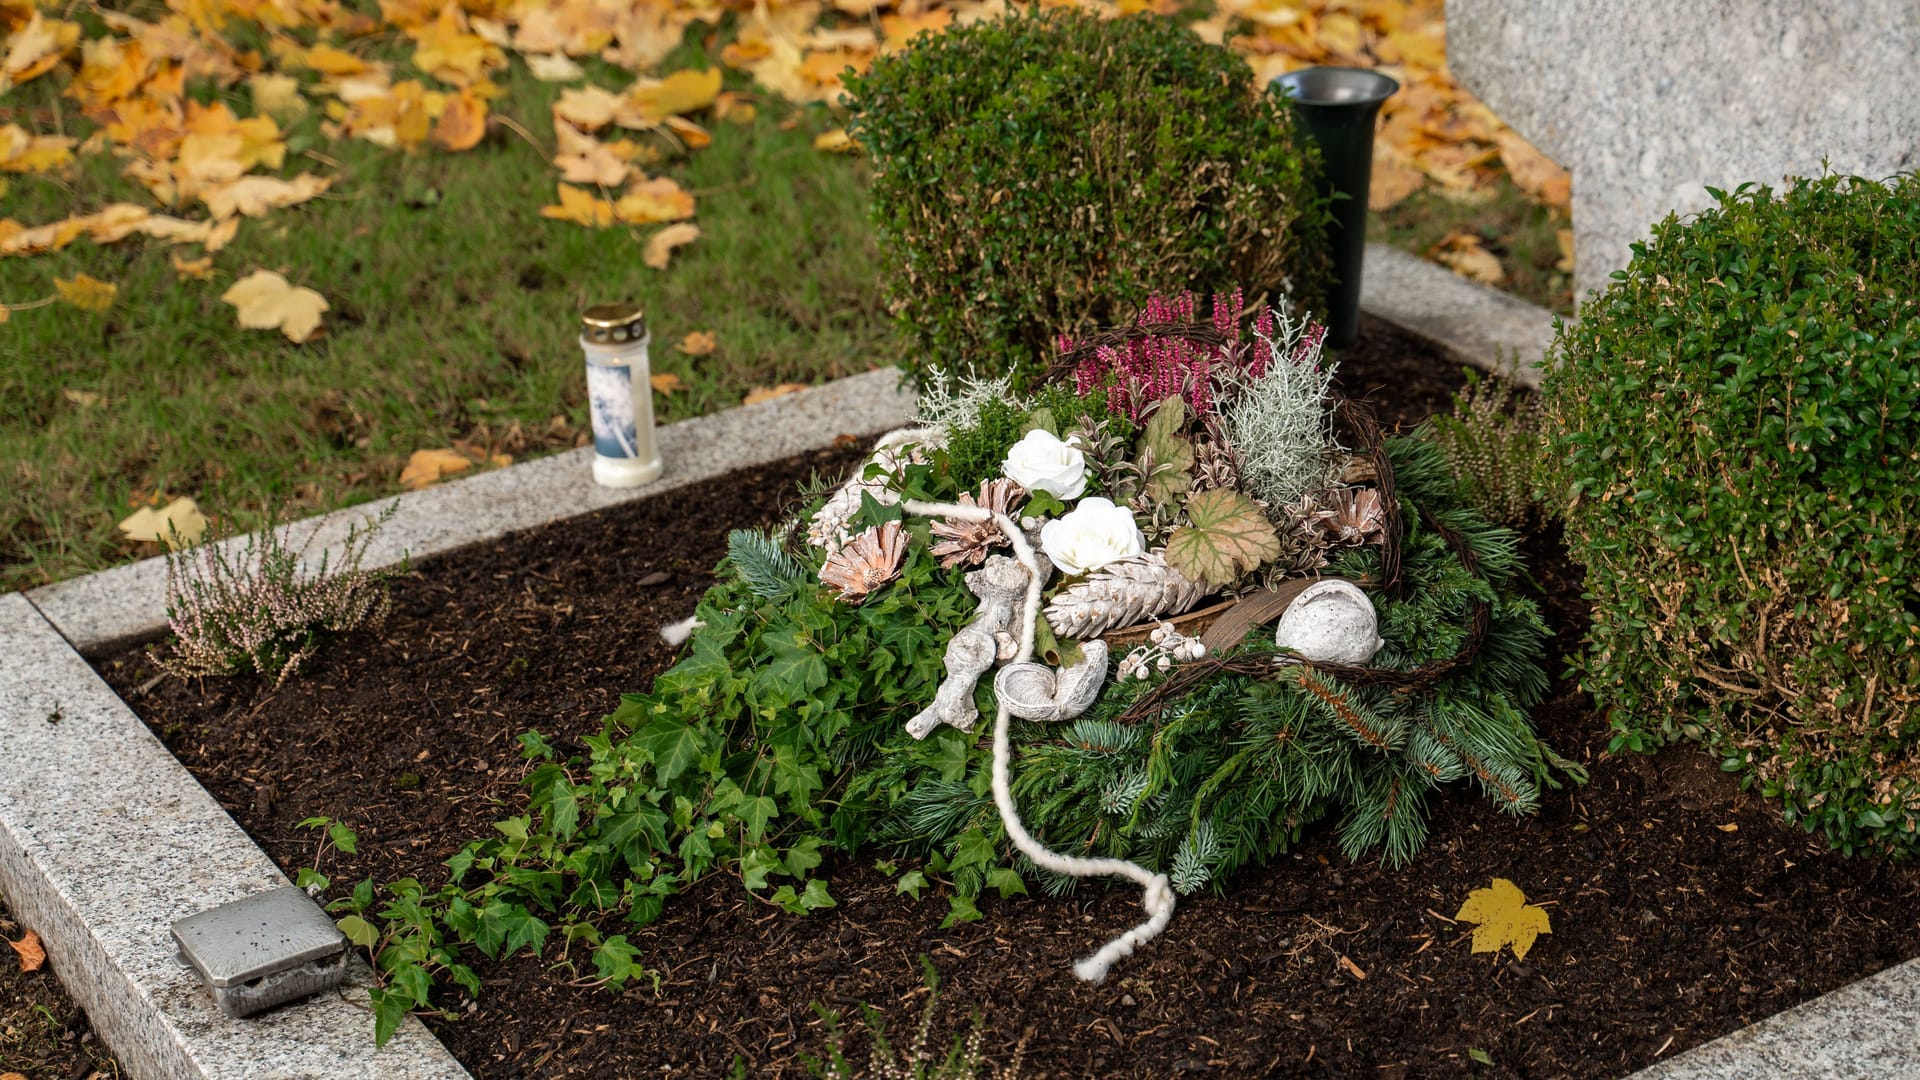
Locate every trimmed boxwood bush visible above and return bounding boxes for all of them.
[844,10,1331,386]
[1544,173,1920,856]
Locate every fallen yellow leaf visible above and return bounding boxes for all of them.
[552,121,631,187]
[643,222,701,270]
[9,930,44,972]
[250,73,309,120]
[1,14,82,92]
[408,4,505,86]
[676,330,716,356]
[399,447,473,489]
[713,91,756,125]
[540,182,616,228]
[812,128,855,153]
[650,372,686,394]
[554,85,622,131]
[525,53,583,83]
[199,174,332,220]
[432,89,489,151]
[1495,129,1572,211]
[613,176,695,225]
[55,274,118,312]
[664,115,711,150]
[1432,229,1505,286]
[1555,228,1575,274]
[61,388,105,408]
[1454,878,1551,961]
[744,383,808,405]
[118,497,208,548]
[1369,143,1425,211]
[625,67,722,125]
[172,252,215,279]
[221,269,329,343]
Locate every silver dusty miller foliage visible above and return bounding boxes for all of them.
[1220,311,1341,509]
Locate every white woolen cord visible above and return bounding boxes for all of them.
[904,499,1176,982]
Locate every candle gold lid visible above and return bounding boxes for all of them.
[581,303,647,345]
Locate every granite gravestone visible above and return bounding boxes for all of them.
[1448,0,1920,305]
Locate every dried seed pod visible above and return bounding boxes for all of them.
[819,521,907,604]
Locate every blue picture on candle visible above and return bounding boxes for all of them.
[586,361,638,459]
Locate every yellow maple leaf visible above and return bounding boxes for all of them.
[0,215,88,257]
[407,5,504,86]
[554,84,622,131]
[744,383,808,405]
[650,371,686,394]
[297,42,375,77]
[540,182,615,228]
[1494,129,1571,211]
[624,67,722,125]
[398,447,472,489]
[664,115,710,150]
[55,274,118,312]
[675,330,716,356]
[1,14,82,92]
[552,121,631,187]
[613,176,694,225]
[813,128,855,154]
[432,89,489,151]
[199,174,332,220]
[0,124,77,174]
[250,73,309,120]
[172,252,215,279]
[713,91,756,125]
[117,496,208,548]
[1432,229,1506,286]
[69,36,150,108]
[81,203,152,243]
[643,222,700,270]
[525,53,582,83]
[221,269,329,342]
[1454,878,1551,961]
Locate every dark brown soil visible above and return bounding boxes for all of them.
[0,897,119,1080]
[96,316,1920,1079]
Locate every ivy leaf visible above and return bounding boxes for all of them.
[1454,878,1552,960]
[940,894,982,928]
[370,986,411,1047]
[636,718,702,785]
[1164,488,1281,586]
[895,868,929,900]
[986,866,1028,898]
[1136,396,1195,507]
[336,915,379,949]
[592,935,644,988]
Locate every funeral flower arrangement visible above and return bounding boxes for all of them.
[339,293,1573,1033]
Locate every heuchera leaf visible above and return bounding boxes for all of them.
[1137,396,1195,507]
[1164,488,1281,586]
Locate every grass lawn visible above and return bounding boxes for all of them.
[2,7,1562,591]
[2,36,893,590]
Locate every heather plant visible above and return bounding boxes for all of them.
[1426,368,1545,527]
[152,505,403,688]
[1544,172,1920,857]
[845,10,1330,387]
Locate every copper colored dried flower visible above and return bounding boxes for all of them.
[929,479,1025,568]
[819,521,907,603]
[1318,487,1386,546]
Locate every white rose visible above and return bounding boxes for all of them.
[1001,429,1088,500]
[1040,497,1144,576]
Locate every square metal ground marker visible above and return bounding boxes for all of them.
[171,885,349,1018]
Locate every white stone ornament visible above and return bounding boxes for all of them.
[995,640,1110,721]
[1272,580,1383,665]
[906,555,1033,739]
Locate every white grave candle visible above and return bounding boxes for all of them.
[580,303,663,488]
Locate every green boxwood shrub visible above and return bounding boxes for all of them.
[844,10,1331,386]
[1544,172,1920,856]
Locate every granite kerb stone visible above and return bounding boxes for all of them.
[1357,242,1556,387]
[27,366,918,658]
[0,591,469,1079]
